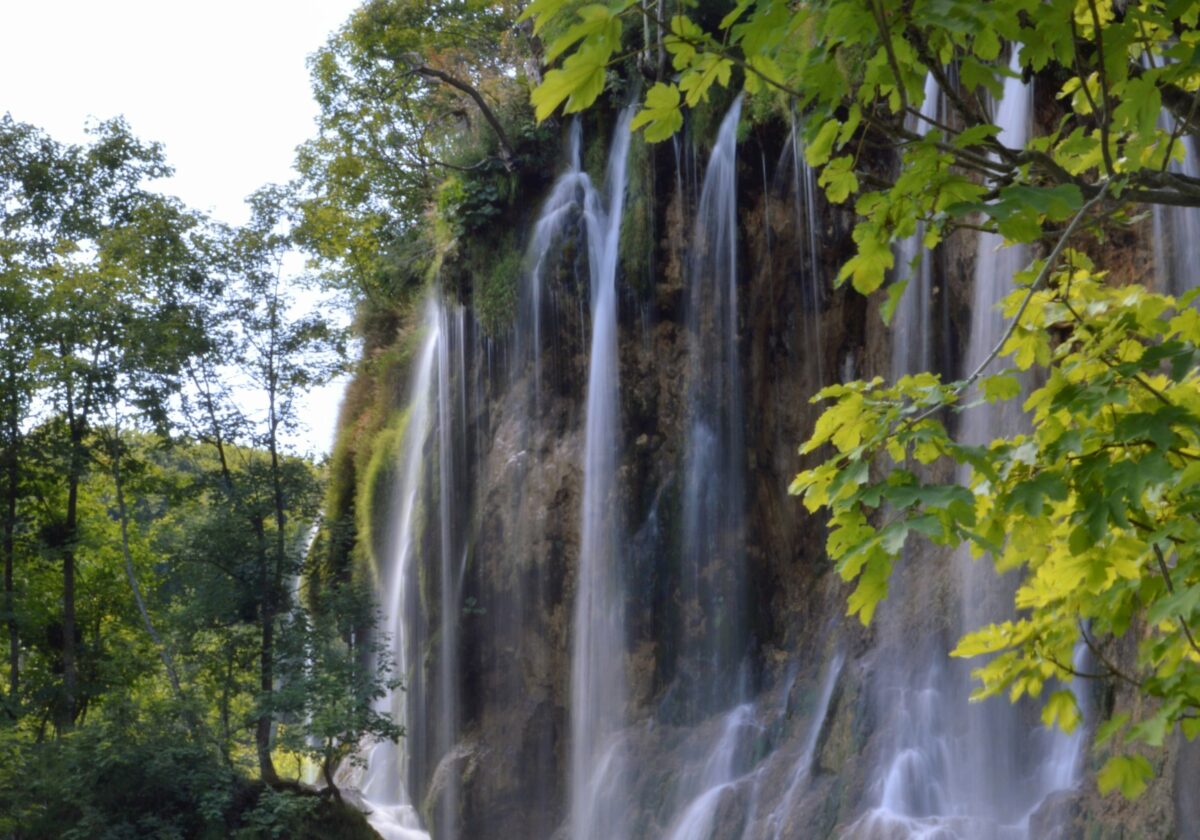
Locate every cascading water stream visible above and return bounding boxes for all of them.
[570,107,635,840]
[949,59,1046,827]
[787,114,826,385]
[358,301,440,840]
[525,121,588,400]
[891,73,943,381]
[652,96,756,840]
[434,303,467,840]
[762,651,846,839]
[851,53,1086,840]
[1152,118,1200,294]
[663,703,758,840]
[679,96,747,718]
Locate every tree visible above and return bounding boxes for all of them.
[273,580,402,800]
[293,0,530,304]
[0,113,378,835]
[0,277,39,713]
[526,0,1200,796]
[178,185,345,785]
[0,115,190,729]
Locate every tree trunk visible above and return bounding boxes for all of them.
[256,605,279,785]
[219,640,235,763]
[3,407,17,705]
[60,388,83,731]
[110,436,184,699]
[255,489,278,784]
[323,748,343,803]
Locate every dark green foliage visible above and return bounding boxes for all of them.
[1,703,234,839]
[471,235,523,336]
[274,581,402,796]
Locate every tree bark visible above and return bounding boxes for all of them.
[3,408,17,705]
[60,379,82,731]
[256,606,279,785]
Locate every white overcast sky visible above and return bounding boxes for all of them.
[1,0,364,456]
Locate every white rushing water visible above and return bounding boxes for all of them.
[434,303,467,840]
[357,301,440,840]
[664,703,758,840]
[1152,118,1200,294]
[525,121,588,398]
[763,651,846,839]
[850,52,1087,840]
[570,108,635,840]
[891,73,943,381]
[680,95,747,718]
[785,114,826,384]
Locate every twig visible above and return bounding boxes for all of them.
[1079,620,1143,687]
[906,180,1111,428]
[870,0,909,115]
[1152,543,1200,659]
[1085,0,1117,177]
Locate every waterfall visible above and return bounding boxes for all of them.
[434,303,467,840]
[663,703,758,840]
[525,121,588,398]
[1152,120,1200,294]
[949,55,1042,828]
[891,73,943,381]
[679,96,747,718]
[763,651,846,839]
[661,648,847,840]
[788,114,826,384]
[570,108,635,840]
[358,301,440,840]
[850,52,1086,840]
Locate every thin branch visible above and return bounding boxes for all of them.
[906,180,1111,427]
[870,0,909,115]
[1152,542,1200,660]
[1044,650,1114,681]
[1079,620,1143,688]
[1085,0,1117,178]
[408,62,516,165]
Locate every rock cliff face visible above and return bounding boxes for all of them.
[335,100,1198,839]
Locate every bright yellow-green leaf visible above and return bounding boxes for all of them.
[531,43,609,121]
[665,15,704,70]
[837,225,894,294]
[1097,754,1153,800]
[818,155,859,204]
[679,53,734,107]
[806,119,840,167]
[630,83,683,142]
[1041,690,1081,733]
[545,5,621,64]
[517,0,570,33]
[719,0,754,30]
[745,54,784,95]
[982,373,1022,402]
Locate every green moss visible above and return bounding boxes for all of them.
[313,295,432,589]
[473,237,522,335]
[584,118,610,186]
[356,408,411,583]
[620,129,655,297]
